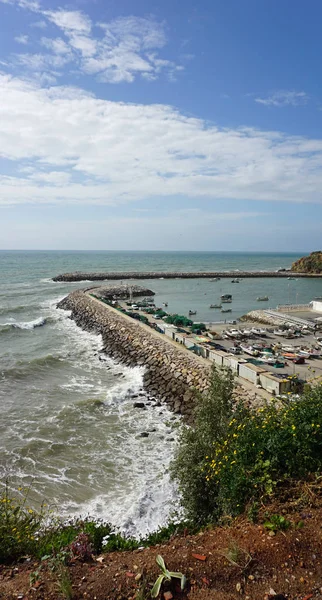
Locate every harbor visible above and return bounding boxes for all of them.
[86,284,322,400]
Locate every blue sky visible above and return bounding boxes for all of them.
[0,0,322,251]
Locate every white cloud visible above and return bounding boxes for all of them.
[255,90,309,107]
[2,0,182,84]
[0,75,322,207]
[14,34,29,44]
[41,37,71,55]
[31,20,47,28]
[44,9,92,35]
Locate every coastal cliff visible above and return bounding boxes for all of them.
[292,251,322,273]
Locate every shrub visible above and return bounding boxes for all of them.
[171,365,235,524]
[172,367,322,524]
[0,481,46,562]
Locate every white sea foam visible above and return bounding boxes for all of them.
[0,316,47,331]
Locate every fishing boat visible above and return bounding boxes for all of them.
[209,303,222,309]
[221,308,232,313]
[287,277,296,280]
[209,277,221,282]
[163,302,168,307]
[221,294,232,303]
[257,296,269,301]
[188,310,197,315]
[231,278,240,283]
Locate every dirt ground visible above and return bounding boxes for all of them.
[1,488,322,600]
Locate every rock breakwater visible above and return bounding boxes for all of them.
[57,290,210,420]
[53,270,322,282]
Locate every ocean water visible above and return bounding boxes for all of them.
[1,250,321,535]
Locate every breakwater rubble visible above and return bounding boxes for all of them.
[57,290,210,421]
[53,270,322,282]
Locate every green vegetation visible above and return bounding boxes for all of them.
[151,555,186,598]
[291,250,322,273]
[0,482,190,565]
[171,365,322,524]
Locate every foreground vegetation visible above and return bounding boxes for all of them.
[172,365,322,524]
[1,366,322,581]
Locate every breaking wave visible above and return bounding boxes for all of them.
[0,317,47,333]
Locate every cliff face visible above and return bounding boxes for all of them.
[292,251,322,273]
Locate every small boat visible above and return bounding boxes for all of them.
[257,296,269,301]
[221,308,232,313]
[240,344,258,356]
[209,304,222,309]
[221,294,232,303]
[209,277,221,282]
[258,328,267,335]
[231,278,240,283]
[287,277,296,280]
[189,310,197,315]
[163,302,168,307]
[274,329,286,336]
[251,328,261,335]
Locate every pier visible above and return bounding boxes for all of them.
[53,270,322,282]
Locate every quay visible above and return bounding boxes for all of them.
[53,270,322,281]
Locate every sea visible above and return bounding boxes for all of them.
[1,250,322,536]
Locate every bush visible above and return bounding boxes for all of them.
[0,482,47,562]
[172,367,322,524]
[171,365,235,524]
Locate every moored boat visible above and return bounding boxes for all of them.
[221,294,232,303]
[257,296,269,301]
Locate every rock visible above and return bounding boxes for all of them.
[139,432,149,437]
[133,402,145,408]
[163,592,173,600]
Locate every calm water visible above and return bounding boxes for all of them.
[1,251,321,534]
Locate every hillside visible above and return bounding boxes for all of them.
[292,251,322,273]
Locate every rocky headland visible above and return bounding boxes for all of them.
[291,250,322,273]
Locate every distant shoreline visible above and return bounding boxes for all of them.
[53,270,322,282]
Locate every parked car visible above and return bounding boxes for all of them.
[229,347,242,355]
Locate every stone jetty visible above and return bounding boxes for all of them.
[90,284,155,299]
[53,270,322,282]
[58,290,210,421]
[57,289,265,421]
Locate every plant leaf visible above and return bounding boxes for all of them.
[181,574,187,590]
[156,555,166,573]
[168,571,184,579]
[151,574,164,598]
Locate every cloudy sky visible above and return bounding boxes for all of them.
[1,0,322,250]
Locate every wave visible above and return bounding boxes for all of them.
[1,354,66,381]
[0,317,47,333]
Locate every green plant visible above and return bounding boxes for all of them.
[172,369,322,525]
[42,550,72,600]
[171,364,235,523]
[0,479,48,563]
[151,555,186,598]
[263,514,291,532]
[220,540,252,571]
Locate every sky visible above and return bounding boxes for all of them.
[0,0,322,251]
